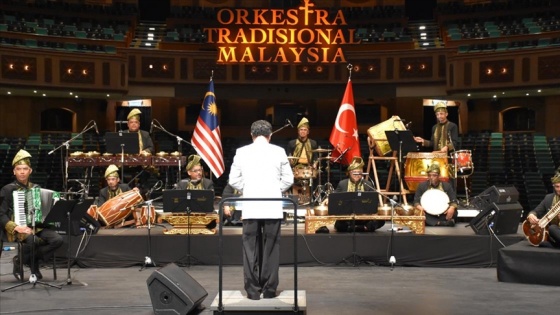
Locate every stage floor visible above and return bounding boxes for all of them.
[51,222,525,269]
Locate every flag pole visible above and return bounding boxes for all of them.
[347,63,352,80]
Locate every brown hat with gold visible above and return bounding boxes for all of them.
[186,154,202,171]
[12,149,32,167]
[347,157,364,171]
[104,164,120,178]
[434,102,447,113]
[551,173,560,184]
[127,108,142,121]
[297,117,310,129]
[427,163,441,175]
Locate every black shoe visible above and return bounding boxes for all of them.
[12,256,22,281]
[263,291,277,299]
[246,294,260,300]
[31,263,43,280]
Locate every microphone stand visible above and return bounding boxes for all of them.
[2,202,62,291]
[49,122,97,193]
[270,120,293,135]
[151,120,193,184]
[139,182,162,271]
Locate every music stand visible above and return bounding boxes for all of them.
[328,191,378,266]
[163,189,214,267]
[105,132,140,179]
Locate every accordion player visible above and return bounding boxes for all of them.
[0,149,64,280]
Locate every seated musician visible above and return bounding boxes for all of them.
[0,149,63,280]
[525,172,560,248]
[413,163,458,227]
[333,157,385,233]
[175,154,214,190]
[124,108,154,155]
[97,164,136,207]
[221,183,242,226]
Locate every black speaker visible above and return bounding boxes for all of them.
[147,263,208,315]
[477,185,519,204]
[469,202,523,235]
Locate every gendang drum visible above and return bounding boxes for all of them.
[404,152,449,192]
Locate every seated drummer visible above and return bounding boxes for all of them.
[97,164,137,206]
[175,154,214,190]
[333,157,385,233]
[413,163,458,227]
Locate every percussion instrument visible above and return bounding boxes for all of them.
[293,166,317,179]
[395,204,416,216]
[133,206,156,226]
[311,148,332,153]
[367,116,406,156]
[291,179,312,206]
[87,205,98,220]
[420,189,450,216]
[450,150,474,177]
[313,205,328,216]
[97,190,143,227]
[404,152,449,192]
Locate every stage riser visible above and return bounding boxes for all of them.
[56,233,524,268]
[498,241,560,286]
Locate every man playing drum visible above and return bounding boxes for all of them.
[97,164,135,206]
[414,102,459,153]
[413,163,458,227]
[286,118,318,205]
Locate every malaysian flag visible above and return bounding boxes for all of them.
[192,79,225,178]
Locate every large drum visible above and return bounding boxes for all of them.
[404,152,449,192]
[420,189,450,215]
[133,206,156,226]
[97,190,143,227]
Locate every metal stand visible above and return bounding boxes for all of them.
[2,208,61,292]
[139,186,162,271]
[339,213,366,267]
[151,119,193,185]
[185,203,202,267]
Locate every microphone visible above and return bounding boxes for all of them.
[286,119,293,128]
[93,121,99,135]
[150,120,154,134]
[405,121,412,128]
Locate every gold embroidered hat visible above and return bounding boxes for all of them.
[12,149,32,167]
[127,108,142,120]
[433,102,447,113]
[105,164,120,178]
[551,173,560,184]
[297,117,310,129]
[186,154,202,171]
[427,163,441,175]
[347,157,364,171]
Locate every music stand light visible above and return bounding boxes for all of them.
[328,191,378,266]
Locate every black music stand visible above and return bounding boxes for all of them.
[329,191,378,266]
[2,199,63,292]
[163,189,214,267]
[105,132,139,179]
[51,198,94,286]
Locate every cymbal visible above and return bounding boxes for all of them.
[312,148,332,153]
[318,156,332,160]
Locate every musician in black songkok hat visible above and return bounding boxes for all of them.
[0,150,63,280]
[526,173,560,248]
[413,163,458,227]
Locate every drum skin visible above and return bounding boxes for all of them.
[404,152,449,192]
[97,190,143,227]
[420,189,450,215]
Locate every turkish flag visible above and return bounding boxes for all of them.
[329,79,361,165]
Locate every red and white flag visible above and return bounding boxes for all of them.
[192,79,225,177]
[329,79,361,165]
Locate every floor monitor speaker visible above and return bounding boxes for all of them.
[147,263,208,315]
[469,202,523,235]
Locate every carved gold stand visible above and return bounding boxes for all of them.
[159,213,219,235]
[305,214,425,234]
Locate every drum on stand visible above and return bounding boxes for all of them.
[449,150,474,178]
[404,152,449,192]
[97,190,143,227]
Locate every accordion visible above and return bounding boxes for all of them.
[12,187,60,227]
